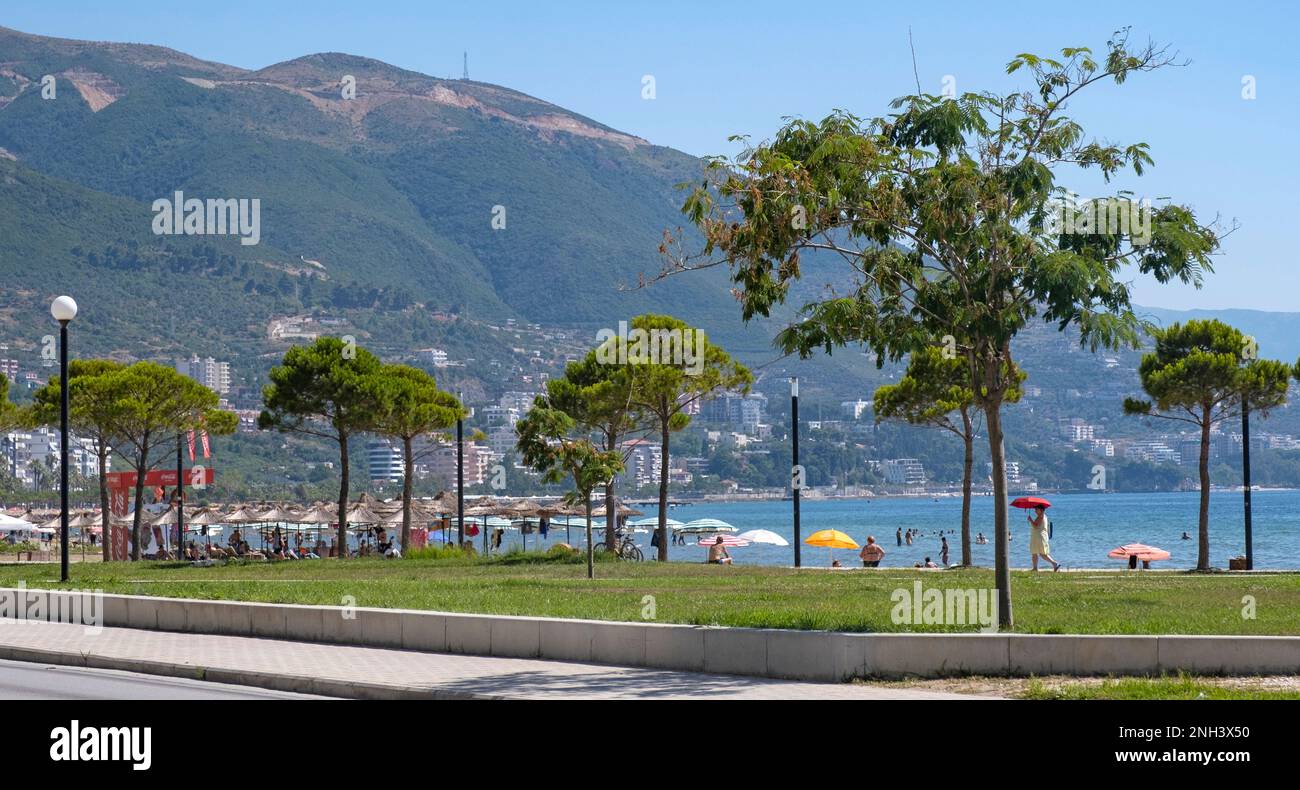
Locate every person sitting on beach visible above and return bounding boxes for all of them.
[707,536,732,565]
[831,559,842,568]
[923,556,940,569]
[859,536,885,568]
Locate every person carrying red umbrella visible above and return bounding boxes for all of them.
[1013,497,1060,572]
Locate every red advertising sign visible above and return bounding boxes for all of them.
[106,467,216,561]
[104,468,215,489]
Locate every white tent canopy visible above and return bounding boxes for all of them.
[0,513,36,532]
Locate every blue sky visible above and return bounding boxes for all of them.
[5,0,1298,311]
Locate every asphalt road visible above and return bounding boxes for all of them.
[0,658,335,700]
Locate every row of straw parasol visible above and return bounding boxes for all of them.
[13,493,644,556]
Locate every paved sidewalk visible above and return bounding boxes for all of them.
[0,621,985,700]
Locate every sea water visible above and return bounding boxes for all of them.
[481,489,1300,570]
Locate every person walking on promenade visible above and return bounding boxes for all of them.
[1027,504,1060,571]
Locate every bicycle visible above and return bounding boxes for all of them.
[593,533,644,561]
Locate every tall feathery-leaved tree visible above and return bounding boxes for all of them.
[666,32,1221,625]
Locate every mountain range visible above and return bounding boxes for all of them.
[1,23,1297,408]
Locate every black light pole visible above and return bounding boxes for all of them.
[176,433,185,559]
[791,377,801,568]
[1242,396,1253,570]
[51,296,78,583]
[456,393,464,547]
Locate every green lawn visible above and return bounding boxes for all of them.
[1,554,1297,634]
[1022,675,1300,700]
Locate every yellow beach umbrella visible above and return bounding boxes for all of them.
[803,529,859,567]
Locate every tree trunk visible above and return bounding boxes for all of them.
[985,400,1012,629]
[603,432,618,552]
[657,420,670,562]
[603,480,617,554]
[337,432,350,558]
[960,408,974,567]
[1197,409,1211,570]
[401,435,414,553]
[98,443,110,562]
[130,436,149,561]
[585,498,594,580]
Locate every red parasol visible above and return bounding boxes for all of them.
[1011,497,1052,509]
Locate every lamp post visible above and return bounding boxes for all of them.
[456,392,464,547]
[51,295,78,583]
[176,433,185,559]
[1242,396,1253,570]
[791,377,801,568]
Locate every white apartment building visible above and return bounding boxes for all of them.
[366,439,405,483]
[487,425,518,459]
[882,458,927,486]
[176,355,232,395]
[1125,440,1181,465]
[2,429,105,489]
[987,460,1023,484]
[620,439,663,488]
[841,400,871,420]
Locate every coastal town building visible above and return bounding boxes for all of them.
[176,355,232,395]
[1,429,104,488]
[881,458,927,487]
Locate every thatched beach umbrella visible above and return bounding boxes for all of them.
[461,497,503,551]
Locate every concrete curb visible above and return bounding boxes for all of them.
[3,587,1298,681]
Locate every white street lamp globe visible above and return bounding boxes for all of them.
[51,295,78,323]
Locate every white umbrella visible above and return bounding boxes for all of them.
[0,513,35,532]
[736,529,789,546]
[679,518,737,535]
